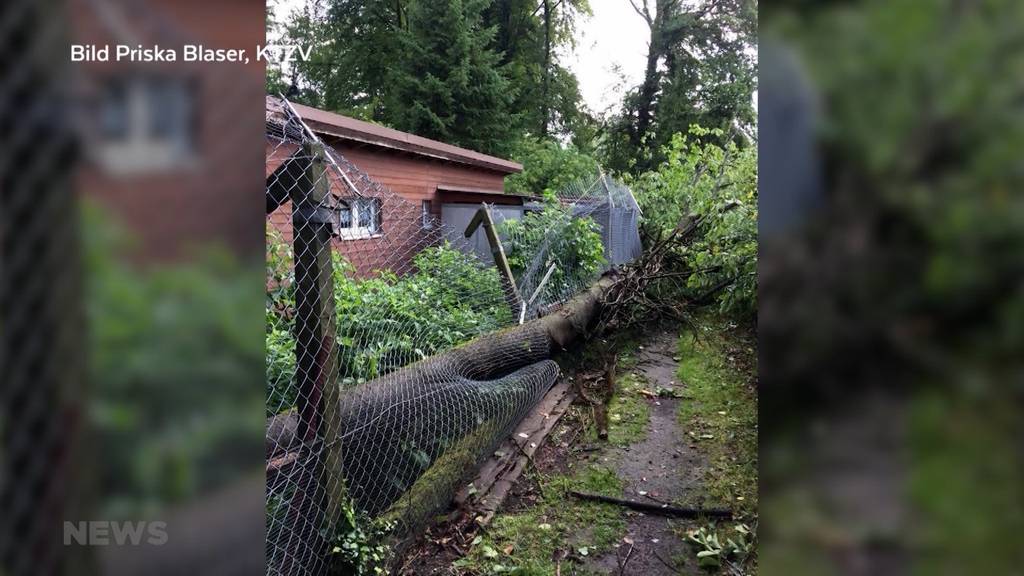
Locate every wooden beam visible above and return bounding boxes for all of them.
[277,141,345,574]
[266,153,310,214]
[465,204,522,315]
[457,380,577,526]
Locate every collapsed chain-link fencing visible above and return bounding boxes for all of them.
[264,96,642,575]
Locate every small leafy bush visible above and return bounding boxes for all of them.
[333,245,512,384]
[686,523,756,570]
[329,501,394,576]
[499,201,606,303]
[266,239,513,412]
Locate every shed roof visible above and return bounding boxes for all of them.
[276,98,523,175]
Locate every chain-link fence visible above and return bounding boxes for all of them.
[2,1,267,574]
[264,96,641,575]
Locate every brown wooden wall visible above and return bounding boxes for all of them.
[75,0,266,261]
[266,139,521,277]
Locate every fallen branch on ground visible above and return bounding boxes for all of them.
[568,491,733,519]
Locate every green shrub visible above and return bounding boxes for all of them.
[333,245,512,384]
[632,126,757,317]
[499,202,606,301]
[86,205,265,515]
[505,137,600,197]
[265,240,513,412]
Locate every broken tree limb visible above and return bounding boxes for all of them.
[568,491,733,519]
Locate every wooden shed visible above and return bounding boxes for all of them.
[266,97,528,276]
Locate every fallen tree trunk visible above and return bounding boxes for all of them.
[266,272,622,520]
[266,273,619,458]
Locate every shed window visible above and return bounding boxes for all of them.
[337,197,381,239]
[95,75,196,173]
[422,200,434,229]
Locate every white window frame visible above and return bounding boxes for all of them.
[95,75,196,174]
[421,200,434,229]
[336,197,381,240]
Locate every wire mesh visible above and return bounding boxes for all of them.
[264,96,642,575]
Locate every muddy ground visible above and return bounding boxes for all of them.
[581,330,710,575]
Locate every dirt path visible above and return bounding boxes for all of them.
[584,330,708,575]
[396,317,757,575]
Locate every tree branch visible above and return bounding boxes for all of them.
[628,0,653,26]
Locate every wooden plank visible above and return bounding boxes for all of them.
[464,205,522,315]
[454,379,577,526]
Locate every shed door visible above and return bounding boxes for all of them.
[441,204,526,265]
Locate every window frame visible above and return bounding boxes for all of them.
[421,200,434,230]
[336,197,382,240]
[94,74,197,174]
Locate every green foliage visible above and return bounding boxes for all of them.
[633,126,757,317]
[388,0,517,156]
[456,465,626,574]
[333,245,512,384]
[329,502,394,576]
[598,0,756,174]
[499,202,605,300]
[505,137,600,196]
[265,239,512,413]
[276,0,407,120]
[758,3,1024,574]
[275,0,596,149]
[85,205,264,516]
[685,523,756,570]
[481,0,593,141]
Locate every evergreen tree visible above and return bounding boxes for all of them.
[284,0,408,120]
[482,0,593,142]
[389,0,517,156]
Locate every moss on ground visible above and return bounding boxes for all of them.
[669,314,759,574]
[455,465,626,575]
[603,372,650,447]
[675,315,758,514]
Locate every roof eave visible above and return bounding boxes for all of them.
[305,120,522,174]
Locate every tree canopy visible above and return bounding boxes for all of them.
[270,0,757,200]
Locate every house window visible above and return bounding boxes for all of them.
[337,197,381,239]
[95,75,196,174]
[422,200,434,229]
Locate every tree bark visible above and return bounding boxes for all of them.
[266,273,618,458]
[632,0,666,155]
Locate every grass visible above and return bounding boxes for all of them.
[675,314,758,514]
[455,465,627,575]
[672,313,758,574]
[603,372,650,447]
